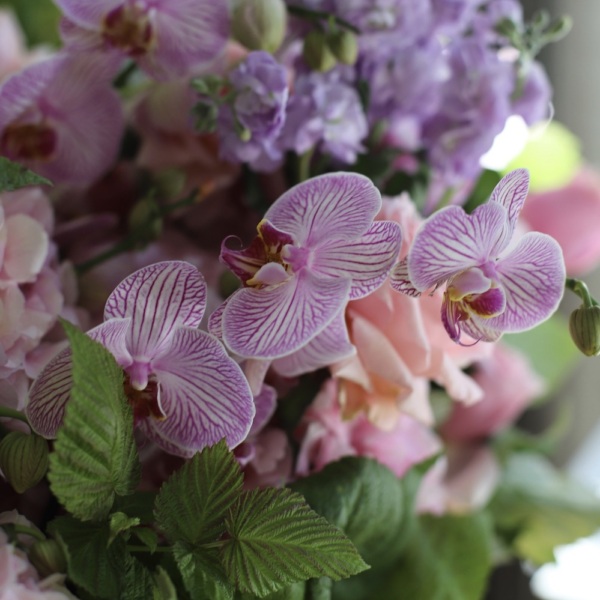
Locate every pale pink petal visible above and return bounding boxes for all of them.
[407,202,511,291]
[222,271,351,359]
[207,298,227,339]
[105,261,206,359]
[490,232,565,332]
[427,352,484,406]
[490,168,529,235]
[389,258,421,297]
[272,309,355,377]
[264,172,382,247]
[249,384,277,436]
[53,0,121,27]
[312,220,401,300]
[3,215,48,282]
[146,327,254,454]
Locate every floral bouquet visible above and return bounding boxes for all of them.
[1,1,600,598]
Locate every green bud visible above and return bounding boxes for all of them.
[128,196,163,246]
[569,305,600,357]
[232,0,287,53]
[544,15,573,43]
[192,101,218,133]
[0,432,49,493]
[327,29,358,66]
[29,539,67,578]
[303,30,337,72]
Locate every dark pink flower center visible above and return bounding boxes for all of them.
[124,372,165,424]
[103,3,156,57]
[1,122,57,161]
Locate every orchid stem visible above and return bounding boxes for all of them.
[0,406,30,426]
[566,277,598,308]
[297,150,313,183]
[75,238,135,275]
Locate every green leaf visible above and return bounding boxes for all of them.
[122,555,154,600]
[109,512,140,545]
[112,491,157,523]
[0,157,52,192]
[377,512,494,600]
[49,516,129,599]
[152,566,178,600]
[133,528,159,553]
[155,440,243,545]
[490,453,600,564]
[48,320,140,521]
[222,487,369,597]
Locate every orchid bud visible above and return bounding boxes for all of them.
[232,0,287,53]
[327,29,358,66]
[569,305,600,356]
[303,30,337,72]
[0,431,49,493]
[29,539,67,578]
[128,196,163,246]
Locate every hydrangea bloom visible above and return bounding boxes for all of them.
[27,261,255,457]
[218,172,401,359]
[391,169,565,343]
[56,0,230,80]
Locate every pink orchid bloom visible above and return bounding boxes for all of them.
[217,172,402,360]
[391,169,566,343]
[26,261,255,457]
[56,0,230,80]
[0,54,123,185]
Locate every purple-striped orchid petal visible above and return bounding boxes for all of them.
[54,1,122,26]
[105,261,206,359]
[272,310,355,377]
[389,259,421,297]
[490,168,529,236]
[147,328,254,454]
[222,271,351,359]
[312,220,402,300]
[264,172,382,246]
[249,384,277,436]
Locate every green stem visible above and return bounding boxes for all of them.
[75,238,134,275]
[297,150,313,183]
[287,6,360,33]
[126,545,171,553]
[113,61,137,88]
[566,277,597,308]
[11,524,46,542]
[0,406,30,426]
[160,188,200,215]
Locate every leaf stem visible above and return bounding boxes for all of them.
[75,238,135,275]
[566,277,598,308]
[297,150,314,183]
[6,524,46,542]
[0,406,30,426]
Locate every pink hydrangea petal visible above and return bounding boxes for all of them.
[105,261,206,359]
[26,319,131,438]
[272,309,355,377]
[249,384,277,436]
[149,327,255,454]
[3,215,48,283]
[489,232,566,332]
[264,172,382,247]
[490,168,530,236]
[407,203,511,291]
[53,0,122,27]
[389,258,421,297]
[312,220,402,300]
[222,271,351,359]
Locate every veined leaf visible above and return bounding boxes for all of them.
[221,487,369,597]
[48,320,140,521]
[0,157,52,192]
[123,555,154,600]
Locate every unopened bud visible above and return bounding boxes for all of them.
[327,29,358,66]
[128,196,162,245]
[0,432,49,493]
[569,305,600,357]
[232,0,287,53]
[303,30,337,72]
[29,539,67,578]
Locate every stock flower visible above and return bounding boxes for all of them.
[218,172,402,359]
[56,0,230,80]
[27,261,255,457]
[391,169,565,343]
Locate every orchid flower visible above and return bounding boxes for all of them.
[26,261,255,457]
[390,169,565,343]
[217,172,402,359]
[55,0,230,80]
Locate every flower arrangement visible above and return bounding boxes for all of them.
[1,1,599,599]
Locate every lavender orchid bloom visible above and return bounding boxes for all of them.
[390,169,565,343]
[218,173,402,359]
[55,0,230,80]
[26,261,255,457]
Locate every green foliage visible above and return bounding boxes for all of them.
[222,487,369,597]
[174,545,234,600]
[0,431,49,493]
[48,321,140,521]
[109,512,140,545]
[0,157,52,192]
[376,512,494,600]
[133,528,159,553]
[490,453,600,565]
[122,556,154,600]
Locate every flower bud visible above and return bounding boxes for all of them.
[569,305,600,356]
[327,29,358,66]
[0,431,49,493]
[29,539,67,578]
[231,0,287,53]
[303,30,337,72]
[128,196,163,246]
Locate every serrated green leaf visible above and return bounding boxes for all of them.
[123,555,154,600]
[49,516,128,599]
[490,453,600,564]
[112,491,157,523]
[377,512,494,600]
[0,157,52,192]
[155,440,243,545]
[133,528,159,553]
[152,566,178,600]
[48,320,140,521]
[109,512,140,545]
[222,487,369,597]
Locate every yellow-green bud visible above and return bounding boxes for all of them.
[0,432,49,494]
[303,30,337,72]
[29,539,67,578]
[327,29,358,65]
[232,0,287,54]
[569,305,600,356]
[128,196,163,246]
